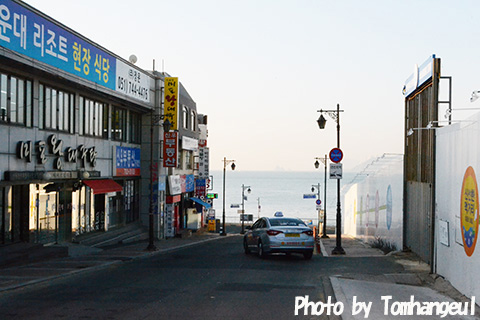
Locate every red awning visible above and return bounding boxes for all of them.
[83,179,123,195]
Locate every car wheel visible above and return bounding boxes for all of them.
[258,241,266,258]
[303,251,313,260]
[243,239,250,254]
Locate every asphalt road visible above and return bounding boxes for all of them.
[0,235,403,320]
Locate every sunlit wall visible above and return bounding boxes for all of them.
[342,154,403,250]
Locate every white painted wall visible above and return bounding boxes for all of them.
[435,111,480,300]
[343,155,403,250]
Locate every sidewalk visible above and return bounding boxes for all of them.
[0,232,226,293]
[319,234,480,319]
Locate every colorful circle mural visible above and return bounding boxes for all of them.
[461,166,479,257]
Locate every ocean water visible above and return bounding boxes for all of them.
[209,170,355,226]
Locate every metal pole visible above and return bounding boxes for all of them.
[322,154,329,238]
[257,197,260,220]
[221,157,227,236]
[316,183,320,233]
[332,103,345,254]
[147,120,157,251]
[241,184,245,234]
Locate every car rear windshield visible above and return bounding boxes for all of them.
[269,218,306,227]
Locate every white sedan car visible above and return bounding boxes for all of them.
[243,217,314,260]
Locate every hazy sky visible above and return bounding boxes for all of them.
[23,0,480,171]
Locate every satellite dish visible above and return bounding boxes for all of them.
[129,54,137,64]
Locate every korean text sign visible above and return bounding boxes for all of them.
[163,131,177,168]
[0,0,116,90]
[114,146,140,177]
[163,77,178,130]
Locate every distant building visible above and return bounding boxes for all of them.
[151,72,210,237]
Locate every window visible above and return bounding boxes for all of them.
[79,96,106,138]
[112,106,127,141]
[269,218,306,227]
[183,106,188,129]
[39,84,74,132]
[0,73,32,126]
[129,111,141,143]
[184,151,192,170]
[190,110,196,131]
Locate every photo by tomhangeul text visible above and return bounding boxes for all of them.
[294,295,476,318]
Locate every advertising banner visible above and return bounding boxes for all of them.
[165,204,175,238]
[168,175,182,195]
[0,0,153,105]
[185,174,194,192]
[113,146,140,176]
[195,179,206,198]
[163,131,178,167]
[198,147,209,179]
[163,77,178,130]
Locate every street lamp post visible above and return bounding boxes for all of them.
[222,157,236,236]
[317,103,345,255]
[311,183,321,235]
[147,114,171,251]
[241,184,251,234]
[314,155,329,238]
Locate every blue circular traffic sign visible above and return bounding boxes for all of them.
[329,148,343,163]
[316,199,321,205]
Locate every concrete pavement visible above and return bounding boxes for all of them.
[1,231,478,319]
[320,234,480,319]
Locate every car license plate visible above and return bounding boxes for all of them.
[285,233,300,237]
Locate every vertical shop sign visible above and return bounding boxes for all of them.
[198,147,210,179]
[195,179,206,198]
[163,131,178,167]
[185,175,194,192]
[165,204,175,238]
[163,77,178,130]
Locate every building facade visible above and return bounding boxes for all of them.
[0,0,158,245]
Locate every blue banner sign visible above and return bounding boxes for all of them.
[185,174,194,192]
[303,194,317,199]
[114,146,140,176]
[0,0,116,90]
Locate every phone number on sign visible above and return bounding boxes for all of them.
[117,76,149,102]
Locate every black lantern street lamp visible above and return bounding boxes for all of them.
[317,104,345,255]
[222,157,236,236]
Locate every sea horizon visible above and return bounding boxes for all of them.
[209,170,357,226]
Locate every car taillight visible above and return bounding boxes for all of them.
[303,230,313,236]
[267,230,283,236]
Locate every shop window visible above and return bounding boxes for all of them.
[129,111,141,143]
[79,96,106,138]
[39,84,74,133]
[112,106,127,141]
[0,73,33,126]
